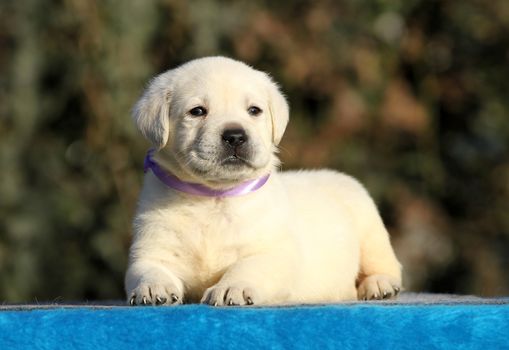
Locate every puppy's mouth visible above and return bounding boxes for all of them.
[221,154,253,167]
[186,151,256,178]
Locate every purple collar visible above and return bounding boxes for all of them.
[143,150,270,197]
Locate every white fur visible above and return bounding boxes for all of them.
[126,56,402,306]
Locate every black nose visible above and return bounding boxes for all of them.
[222,128,248,147]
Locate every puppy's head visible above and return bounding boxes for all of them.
[133,57,289,186]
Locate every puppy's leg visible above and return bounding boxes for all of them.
[357,217,402,301]
[201,252,295,306]
[125,260,184,306]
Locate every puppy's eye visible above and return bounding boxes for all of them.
[247,106,262,116]
[189,106,207,117]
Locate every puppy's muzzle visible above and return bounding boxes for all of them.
[220,127,253,165]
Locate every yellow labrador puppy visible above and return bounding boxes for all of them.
[126,56,402,306]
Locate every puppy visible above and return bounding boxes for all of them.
[125,56,402,306]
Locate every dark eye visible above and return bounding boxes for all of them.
[247,106,262,116]
[189,106,207,117]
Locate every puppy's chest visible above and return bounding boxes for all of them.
[183,211,242,260]
[168,203,262,285]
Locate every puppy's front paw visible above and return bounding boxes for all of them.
[357,274,401,301]
[128,283,183,306]
[201,283,259,306]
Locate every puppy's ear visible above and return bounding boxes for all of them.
[266,77,289,145]
[132,72,174,149]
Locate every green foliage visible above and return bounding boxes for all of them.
[1,0,508,301]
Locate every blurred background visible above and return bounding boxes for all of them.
[1,0,508,302]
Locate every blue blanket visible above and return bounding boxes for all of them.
[1,294,508,349]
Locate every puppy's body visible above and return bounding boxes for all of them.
[126,57,401,306]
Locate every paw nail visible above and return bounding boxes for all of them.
[246,297,253,305]
[213,301,218,306]
[129,296,136,306]
[383,291,388,298]
[228,299,233,306]
[156,296,166,305]
[171,294,179,303]
[142,296,148,305]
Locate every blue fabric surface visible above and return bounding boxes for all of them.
[1,304,508,349]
